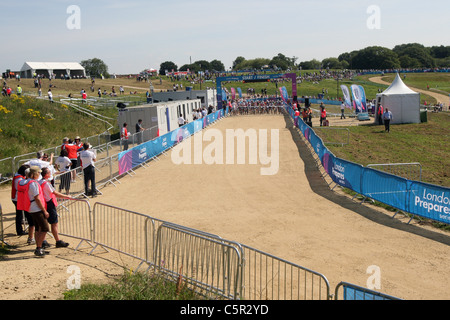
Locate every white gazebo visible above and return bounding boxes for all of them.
[375,73,421,124]
[20,62,86,79]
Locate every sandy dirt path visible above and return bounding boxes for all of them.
[1,114,449,300]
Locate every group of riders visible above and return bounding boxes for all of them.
[228,98,286,116]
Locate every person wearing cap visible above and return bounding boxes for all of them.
[40,167,75,249]
[17,166,49,257]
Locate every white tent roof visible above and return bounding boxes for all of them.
[381,73,418,95]
[21,62,85,71]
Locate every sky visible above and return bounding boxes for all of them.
[1,0,449,75]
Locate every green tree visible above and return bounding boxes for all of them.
[393,43,435,68]
[193,60,211,71]
[210,59,225,72]
[232,56,246,70]
[299,59,321,70]
[270,53,292,70]
[159,61,178,75]
[81,58,109,78]
[351,46,401,69]
[321,57,344,69]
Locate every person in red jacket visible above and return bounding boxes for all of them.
[320,104,327,126]
[11,165,32,236]
[40,167,75,248]
[17,166,49,257]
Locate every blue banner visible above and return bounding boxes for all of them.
[237,88,242,99]
[361,168,409,211]
[118,108,228,174]
[284,100,450,225]
[408,181,450,224]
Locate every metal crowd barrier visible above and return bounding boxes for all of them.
[54,201,332,300]
[240,244,331,300]
[334,282,402,300]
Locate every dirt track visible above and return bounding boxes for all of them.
[1,114,449,300]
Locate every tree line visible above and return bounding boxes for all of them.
[80,43,450,78]
[158,43,449,75]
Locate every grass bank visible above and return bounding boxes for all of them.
[63,270,206,300]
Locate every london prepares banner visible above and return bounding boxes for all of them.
[408,181,450,224]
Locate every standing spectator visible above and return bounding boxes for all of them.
[178,114,186,127]
[48,89,53,103]
[80,143,97,197]
[340,102,346,119]
[383,107,393,133]
[121,123,129,151]
[17,84,22,96]
[24,151,52,179]
[55,149,72,195]
[11,165,32,236]
[17,166,49,257]
[320,104,327,126]
[63,139,80,182]
[377,104,384,125]
[39,167,75,248]
[135,119,145,144]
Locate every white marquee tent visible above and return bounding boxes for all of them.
[375,73,421,124]
[20,62,86,79]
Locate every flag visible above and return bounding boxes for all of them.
[340,85,352,109]
[358,85,367,112]
[351,84,363,113]
[231,88,236,100]
[237,88,242,99]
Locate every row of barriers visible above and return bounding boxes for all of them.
[287,106,450,225]
[1,100,403,300]
[58,200,398,300]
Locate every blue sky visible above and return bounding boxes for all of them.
[1,0,449,74]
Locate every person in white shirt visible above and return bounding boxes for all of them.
[55,149,72,195]
[178,115,186,127]
[340,102,346,119]
[48,89,53,103]
[20,166,49,257]
[40,167,75,249]
[24,151,53,180]
[79,143,97,197]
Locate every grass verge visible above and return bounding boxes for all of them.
[63,270,206,300]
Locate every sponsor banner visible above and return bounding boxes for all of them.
[358,85,367,112]
[409,181,450,224]
[350,84,362,112]
[279,88,286,102]
[326,156,364,194]
[340,85,352,109]
[285,101,450,225]
[237,88,242,99]
[362,168,409,211]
